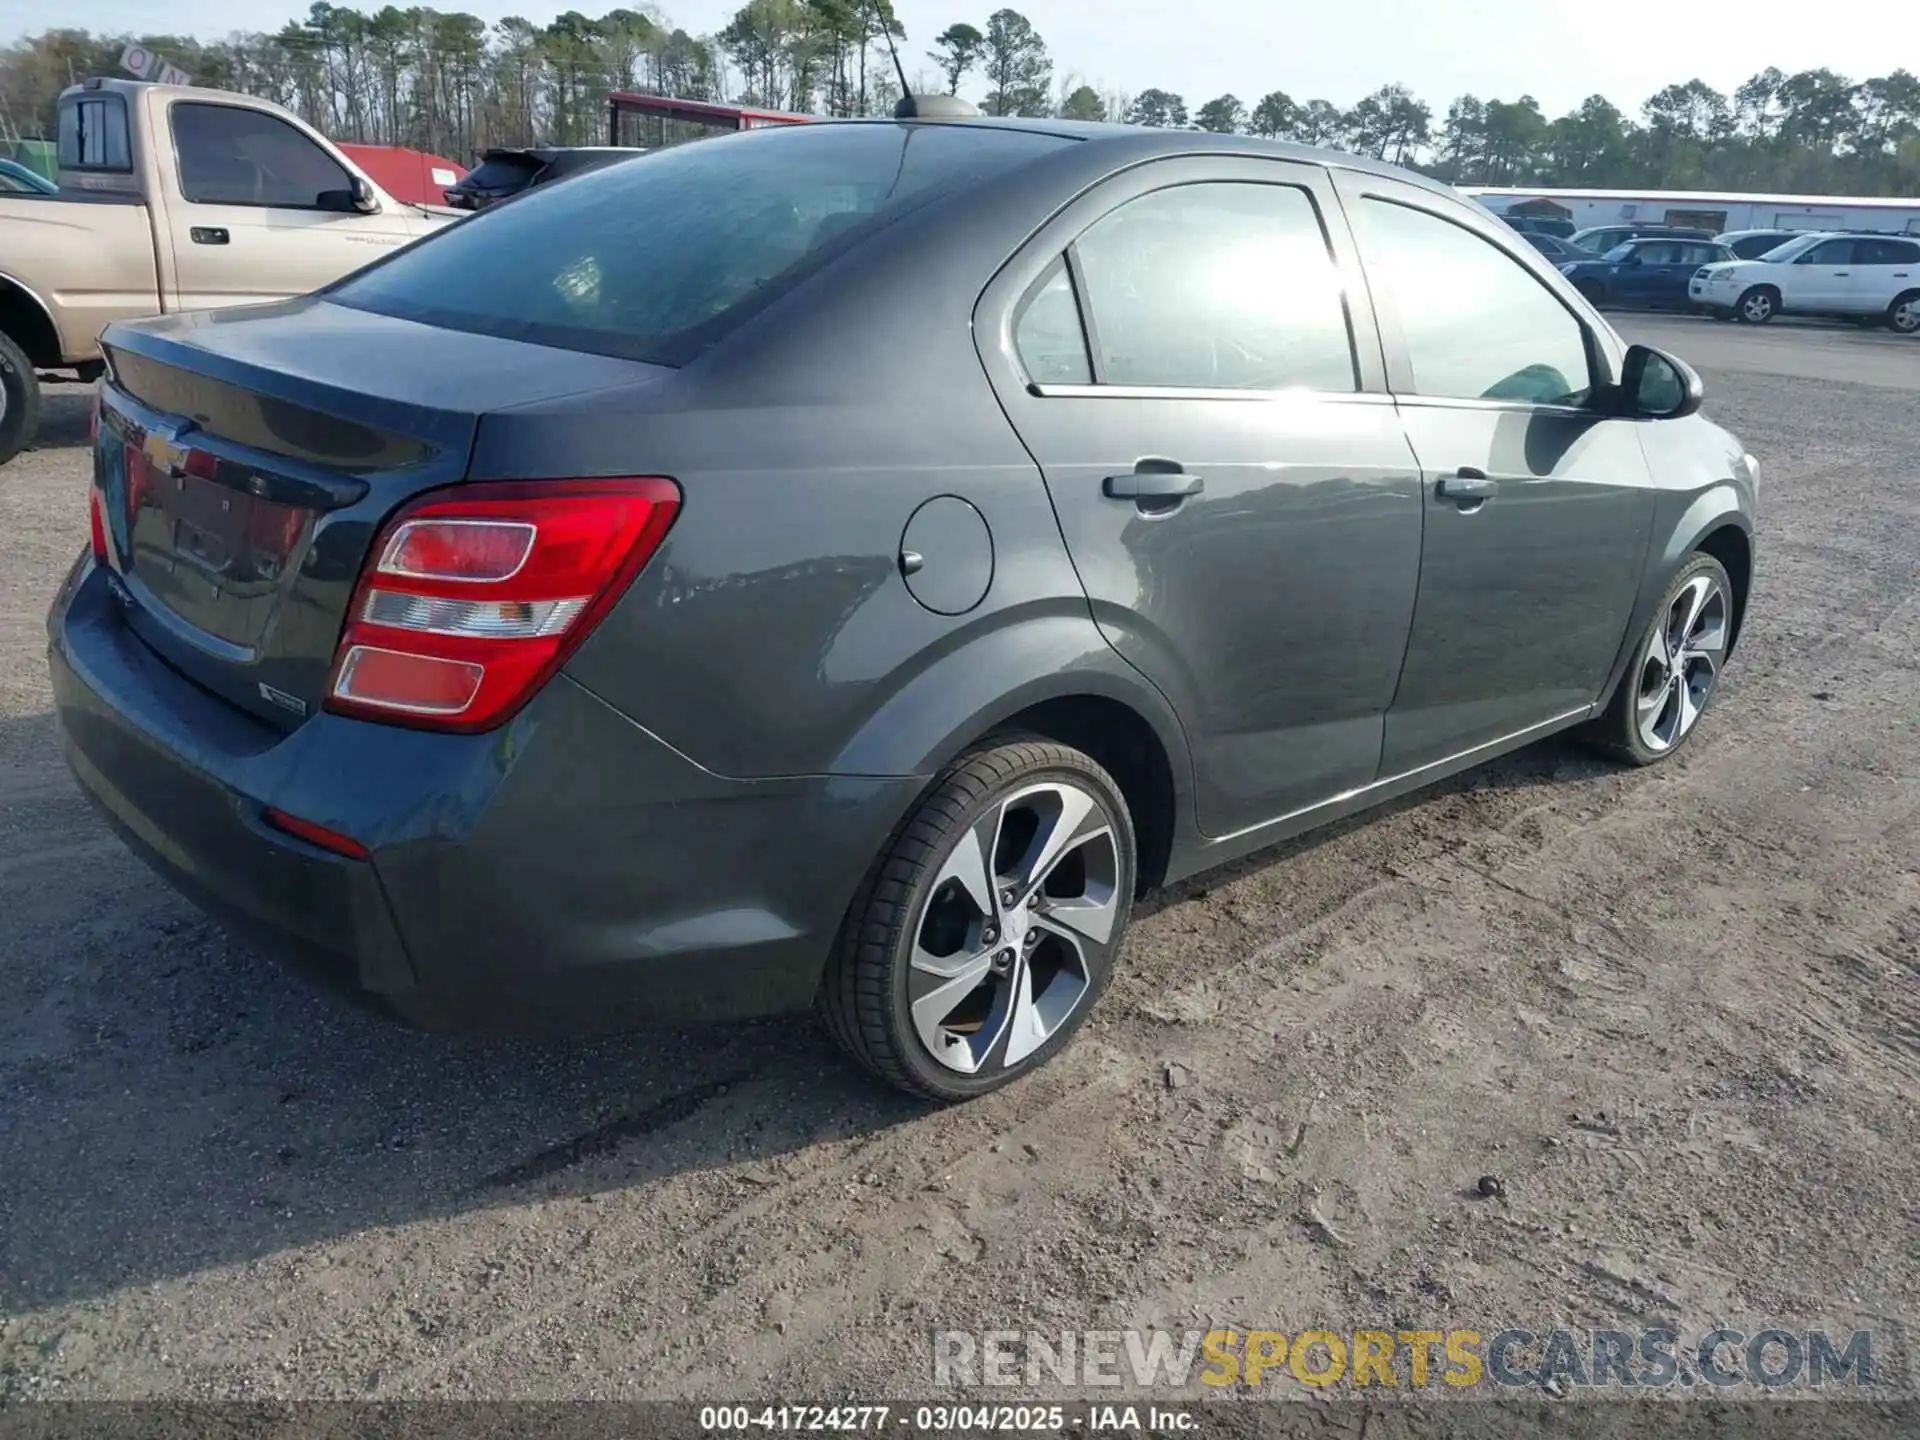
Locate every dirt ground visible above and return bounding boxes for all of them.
[1,317,1916,1418]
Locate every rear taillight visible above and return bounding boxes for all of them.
[87,390,107,564]
[324,478,679,732]
[88,486,108,565]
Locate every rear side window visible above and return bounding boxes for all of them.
[1858,238,1920,265]
[332,124,1072,367]
[58,94,132,172]
[1070,182,1357,391]
[172,103,352,208]
[1354,197,1592,408]
[1014,263,1093,385]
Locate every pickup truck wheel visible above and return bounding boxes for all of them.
[1889,292,1920,335]
[0,330,41,467]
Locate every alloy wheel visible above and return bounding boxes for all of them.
[909,780,1122,1076]
[1892,298,1920,334]
[1635,574,1727,753]
[1741,292,1773,322]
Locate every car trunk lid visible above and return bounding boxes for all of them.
[94,298,670,730]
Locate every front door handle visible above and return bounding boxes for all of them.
[190,227,229,245]
[1103,468,1204,501]
[1833,271,1850,277]
[1437,470,1498,505]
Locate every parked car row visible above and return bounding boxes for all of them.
[1496,209,1920,333]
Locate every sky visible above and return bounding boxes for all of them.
[11,0,1912,120]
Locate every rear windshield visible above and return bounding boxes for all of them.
[462,155,545,189]
[331,122,1072,366]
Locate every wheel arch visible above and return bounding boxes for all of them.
[827,612,1197,895]
[0,273,65,368]
[1595,488,1753,713]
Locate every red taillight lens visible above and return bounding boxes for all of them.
[264,807,370,860]
[324,478,680,732]
[88,486,109,565]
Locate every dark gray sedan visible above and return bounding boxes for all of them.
[50,117,1757,1100]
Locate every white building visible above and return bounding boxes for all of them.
[1462,186,1920,236]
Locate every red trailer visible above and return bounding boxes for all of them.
[608,93,813,150]
[336,143,467,208]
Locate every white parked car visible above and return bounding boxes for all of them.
[1690,232,1920,332]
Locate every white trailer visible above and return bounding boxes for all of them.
[1463,186,1920,237]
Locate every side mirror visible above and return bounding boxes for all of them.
[1619,344,1703,420]
[317,177,378,214]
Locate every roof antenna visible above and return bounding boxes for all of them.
[869,2,978,120]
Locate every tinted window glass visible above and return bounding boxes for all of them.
[58,95,132,171]
[334,124,1069,367]
[1858,238,1920,265]
[1803,239,1856,265]
[1355,198,1592,407]
[463,155,545,190]
[1014,262,1092,385]
[1073,182,1356,391]
[173,103,351,207]
[1603,242,1637,263]
[1633,242,1680,264]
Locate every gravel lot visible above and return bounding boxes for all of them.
[2,318,1917,1413]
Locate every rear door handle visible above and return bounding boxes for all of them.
[190,227,229,245]
[1103,469,1204,501]
[1437,470,1498,504]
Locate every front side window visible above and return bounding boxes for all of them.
[1071,181,1357,392]
[1801,239,1857,265]
[1353,197,1592,407]
[172,103,352,208]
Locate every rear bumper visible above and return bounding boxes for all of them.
[48,559,920,1037]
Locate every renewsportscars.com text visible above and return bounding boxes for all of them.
[933,1326,1880,1391]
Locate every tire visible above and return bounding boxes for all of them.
[820,736,1137,1102]
[1888,291,1920,336]
[1583,553,1734,767]
[1734,286,1777,324]
[0,329,42,467]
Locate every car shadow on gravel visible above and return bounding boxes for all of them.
[24,381,94,454]
[0,711,931,1313]
[0,706,1606,1314]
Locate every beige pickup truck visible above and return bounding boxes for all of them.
[0,78,455,464]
